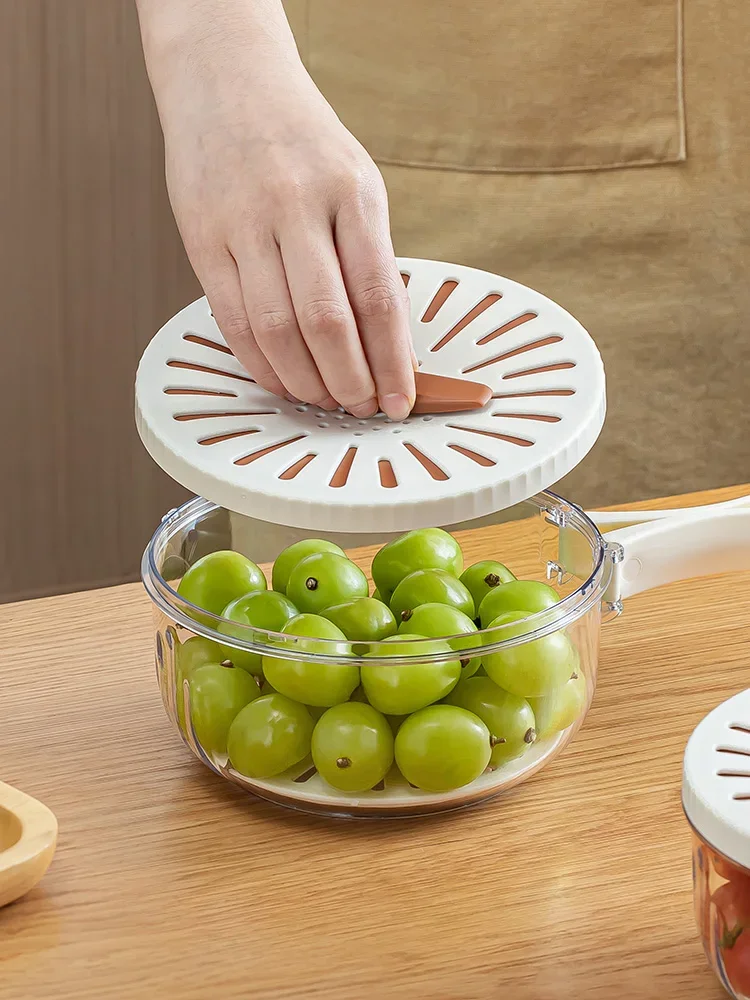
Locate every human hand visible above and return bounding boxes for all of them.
[137,0,416,420]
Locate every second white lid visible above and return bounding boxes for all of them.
[683,688,750,869]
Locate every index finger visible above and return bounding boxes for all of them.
[335,194,415,422]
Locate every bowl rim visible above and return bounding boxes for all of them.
[142,491,609,666]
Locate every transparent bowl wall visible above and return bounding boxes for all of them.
[692,829,750,999]
[143,492,608,818]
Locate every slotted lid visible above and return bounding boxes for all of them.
[136,258,606,532]
[683,689,750,869]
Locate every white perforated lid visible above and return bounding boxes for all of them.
[136,258,606,532]
[683,688,750,869]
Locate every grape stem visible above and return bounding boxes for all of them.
[721,924,744,950]
[305,577,318,591]
[336,757,352,769]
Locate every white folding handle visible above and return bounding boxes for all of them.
[587,492,750,531]
[587,495,750,602]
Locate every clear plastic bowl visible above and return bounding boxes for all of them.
[142,491,609,817]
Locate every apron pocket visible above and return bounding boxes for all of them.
[304,0,685,173]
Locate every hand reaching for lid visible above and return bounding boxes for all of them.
[136,0,416,422]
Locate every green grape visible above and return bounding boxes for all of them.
[272,539,345,594]
[528,667,587,737]
[478,579,558,628]
[287,552,368,615]
[397,603,481,677]
[460,560,516,614]
[218,590,298,674]
[482,612,576,698]
[262,614,358,707]
[372,528,463,596]
[361,634,461,715]
[227,694,314,779]
[322,597,397,642]
[177,550,266,621]
[177,636,225,674]
[371,587,392,605]
[311,702,394,792]
[390,569,474,622]
[394,705,491,792]
[446,675,536,766]
[174,636,225,732]
[188,662,261,757]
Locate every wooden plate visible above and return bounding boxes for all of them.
[0,781,57,907]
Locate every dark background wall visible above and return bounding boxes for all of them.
[0,2,193,601]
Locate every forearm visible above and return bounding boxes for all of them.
[135,0,304,106]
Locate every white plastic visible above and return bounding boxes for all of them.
[588,492,750,531]
[559,495,750,605]
[603,505,750,601]
[177,673,570,815]
[683,689,750,870]
[135,258,606,533]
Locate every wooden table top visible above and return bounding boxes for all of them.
[2,484,748,1000]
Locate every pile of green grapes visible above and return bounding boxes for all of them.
[172,528,586,795]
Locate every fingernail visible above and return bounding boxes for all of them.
[411,348,420,371]
[319,396,340,411]
[381,393,412,422]
[348,399,379,419]
[285,393,302,403]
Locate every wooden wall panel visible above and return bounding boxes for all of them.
[0,1,196,601]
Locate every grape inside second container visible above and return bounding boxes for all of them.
[685,689,750,999]
[143,491,607,817]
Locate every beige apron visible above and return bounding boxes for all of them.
[283,0,750,509]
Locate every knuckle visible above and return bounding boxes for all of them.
[303,300,351,340]
[217,309,253,342]
[354,280,406,322]
[332,167,365,200]
[337,155,382,194]
[252,307,296,344]
[350,169,388,211]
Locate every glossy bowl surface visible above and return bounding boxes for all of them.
[143,492,608,817]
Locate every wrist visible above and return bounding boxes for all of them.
[136,0,303,89]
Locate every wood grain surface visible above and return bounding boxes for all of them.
[2,485,748,999]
